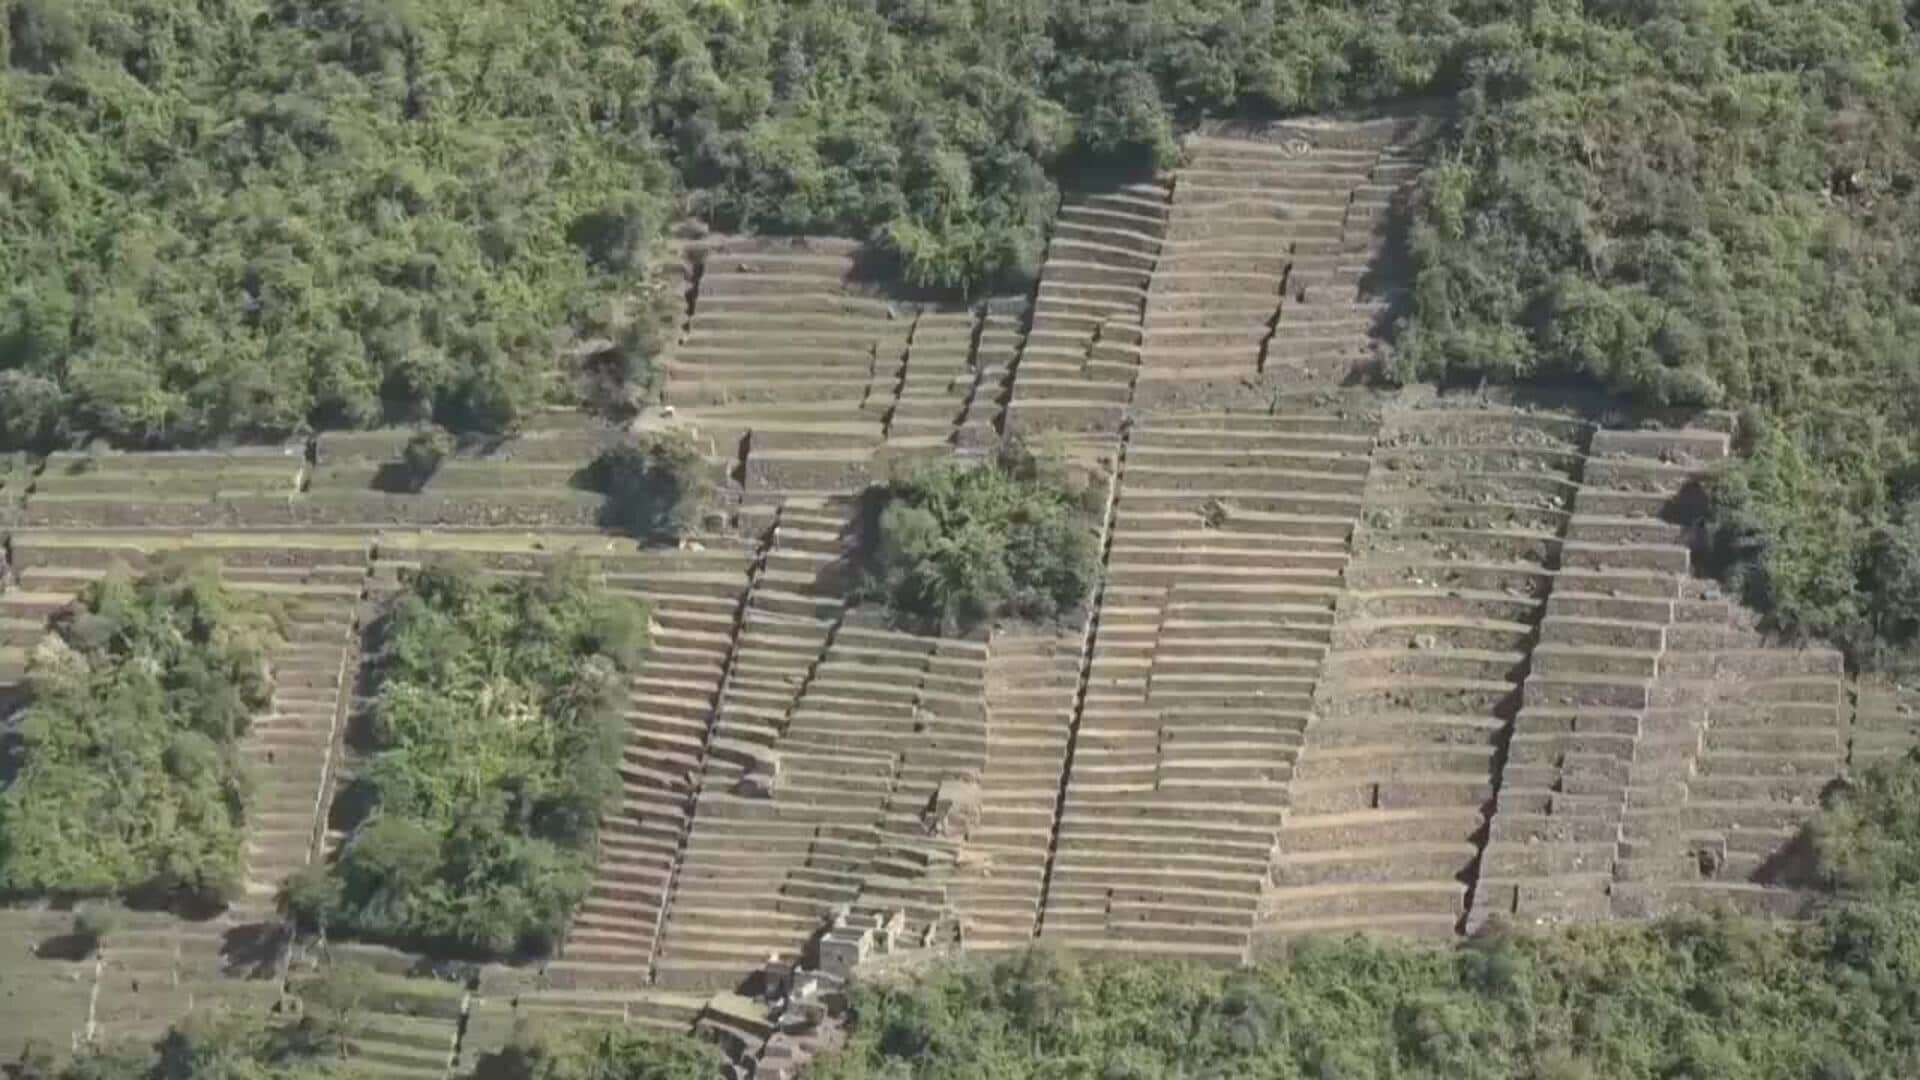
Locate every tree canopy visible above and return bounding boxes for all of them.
[584,433,714,542]
[859,441,1098,633]
[2,0,674,447]
[0,559,281,902]
[284,558,646,956]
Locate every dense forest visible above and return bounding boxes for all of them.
[0,560,281,902]
[284,559,647,956]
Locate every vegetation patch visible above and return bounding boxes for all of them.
[0,0,1476,451]
[0,560,280,903]
[284,559,645,956]
[860,442,1098,634]
[472,1020,722,1080]
[582,433,714,542]
[392,430,456,494]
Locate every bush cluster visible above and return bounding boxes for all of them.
[472,1020,721,1080]
[0,0,1472,452]
[861,442,1098,633]
[285,559,646,956]
[583,433,714,542]
[0,559,280,902]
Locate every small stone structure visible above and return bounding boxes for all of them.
[816,909,907,980]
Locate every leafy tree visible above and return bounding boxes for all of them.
[0,559,281,902]
[69,904,118,957]
[861,440,1097,633]
[585,434,713,543]
[287,558,646,956]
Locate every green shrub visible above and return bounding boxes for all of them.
[288,558,645,956]
[809,905,1920,1080]
[69,905,118,955]
[862,441,1098,633]
[585,434,713,542]
[397,430,455,494]
[1813,748,1920,901]
[0,559,281,902]
[1861,502,1920,663]
[472,1020,721,1080]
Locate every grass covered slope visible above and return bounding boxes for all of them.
[50,991,721,1080]
[813,748,1920,1080]
[0,559,281,902]
[286,559,646,956]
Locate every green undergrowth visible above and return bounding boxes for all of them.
[284,558,646,957]
[0,0,1444,448]
[811,747,1920,1080]
[859,441,1100,634]
[469,1019,722,1080]
[0,559,282,903]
